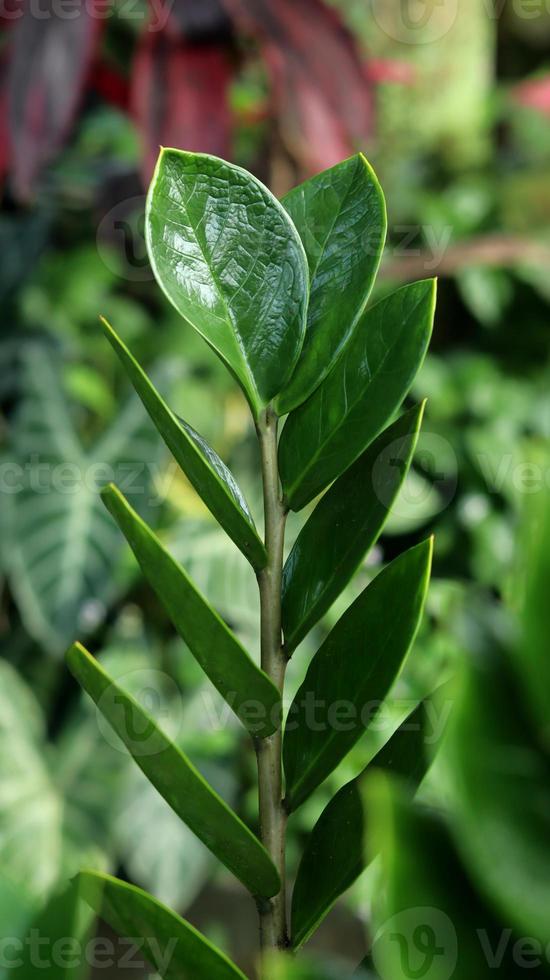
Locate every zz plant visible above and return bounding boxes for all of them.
[67,149,437,978]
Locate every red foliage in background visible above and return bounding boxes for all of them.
[0,0,376,198]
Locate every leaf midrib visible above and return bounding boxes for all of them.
[154,182,259,404]
[286,291,426,501]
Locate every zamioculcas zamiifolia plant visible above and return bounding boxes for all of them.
[67,149,437,979]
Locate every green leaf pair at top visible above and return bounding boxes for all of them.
[65,147,437,979]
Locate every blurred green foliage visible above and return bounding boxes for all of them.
[2,0,550,974]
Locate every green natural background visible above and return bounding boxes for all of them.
[1,1,550,976]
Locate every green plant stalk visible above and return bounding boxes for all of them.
[255,406,289,961]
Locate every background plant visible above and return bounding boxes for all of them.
[2,2,550,975]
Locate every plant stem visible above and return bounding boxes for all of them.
[255,405,289,964]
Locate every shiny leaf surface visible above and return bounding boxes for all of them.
[282,403,425,653]
[277,155,386,414]
[67,643,280,898]
[283,539,433,811]
[146,148,309,415]
[101,318,267,570]
[101,484,280,738]
[79,871,246,980]
[291,695,439,949]
[279,280,436,510]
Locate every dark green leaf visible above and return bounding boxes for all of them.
[368,776,547,980]
[101,484,280,738]
[291,695,440,949]
[101,318,267,570]
[276,155,387,414]
[283,539,433,811]
[282,403,425,653]
[145,148,309,416]
[279,280,436,511]
[79,871,247,980]
[443,642,550,948]
[67,643,280,898]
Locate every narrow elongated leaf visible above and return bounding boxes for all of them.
[277,155,387,414]
[279,280,436,511]
[101,318,267,570]
[79,871,246,980]
[145,148,309,416]
[67,644,280,898]
[282,404,425,653]
[443,643,550,948]
[283,539,433,811]
[291,694,442,949]
[368,777,546,980]
[101,484,280,738]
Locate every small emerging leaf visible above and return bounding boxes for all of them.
[282,403,425,653]
[146,148,309,416]
[101,318,267,570]
[79,871,247,980]
[291,695,441,949]
[279,280,436,510]
[67,643,280,898]
[283,539,433,811]
[277,154,387,414]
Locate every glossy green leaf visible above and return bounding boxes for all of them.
[368,777,546,980]
[279,280,436,511]
[101,318,267,570]
[283,539,433,811]
[276,154,387,414]
[146,148,309,416]
[79,871,246,980]
[67,643,280,899]
[101,484,280,738]
[443,642,550,948]
[291,695,439,950]
[282,403,425,653]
